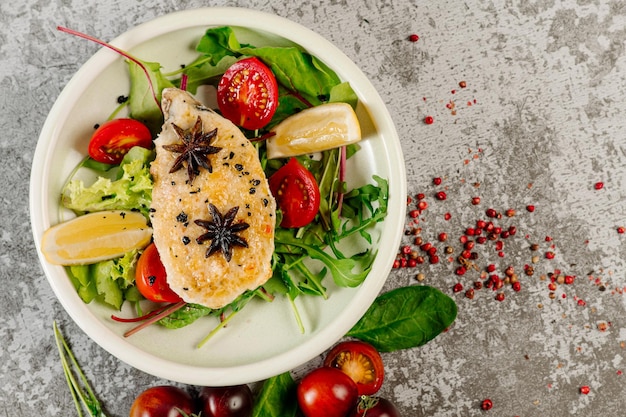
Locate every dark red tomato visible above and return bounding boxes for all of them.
[269,158,321,228]
[216,57,279,130]
[135,243,182,303]
[297,367,359,417]
[129,385,195,417]
[351,397,401,417]
[323,340,385,396]
[88,118,152,164]
[198,385,253,417]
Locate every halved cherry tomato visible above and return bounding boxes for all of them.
[216,57,279,130]
[135,243,182,303]
[323,340,385,396]
[88,118,152,164]
[297,367,359,417]
[269,158,321,228]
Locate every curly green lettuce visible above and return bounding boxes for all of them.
[62,146,154,216]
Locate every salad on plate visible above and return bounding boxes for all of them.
[40,25,390,345]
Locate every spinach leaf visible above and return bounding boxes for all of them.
[252,372,297,417]
[158,303,214,329]
[127,60,175,135]
[347,285,457,352]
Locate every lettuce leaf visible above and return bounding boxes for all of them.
[62,146,154,216]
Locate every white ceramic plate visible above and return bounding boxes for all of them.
[30,7,406,386]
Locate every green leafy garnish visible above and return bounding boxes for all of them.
[252,372,298,417]
[347,286,458,352]
[53,322,107,417]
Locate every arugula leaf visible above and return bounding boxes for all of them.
[347,286,457,352]
[252,372,298,417]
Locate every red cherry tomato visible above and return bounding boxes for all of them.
[269,158,321,228]
[351,397,401,417]
[135,243,182,303]
[323,340,385,396]
[297,367,359,417]
[216,57,279,130]
[88,118,152,164]
[129,385,195,417]
[198,385,254,417]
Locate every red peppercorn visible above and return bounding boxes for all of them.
[477,236,487,244]
[416,193,425,200]
[471,196,481,205]
[407,258,417,267]
[486,264,496,273]
[465,288,475,299]
[486,208,497,218]
[409,209,420,218]
[495,293,505,302]
[455,266,467,276]
[444,212,452,221]
[393,259,401,268]
[618,226,625,234]
[465,227,476,236]
[424,115,434,125]
[401,245,412,255]
[418,201,428,211]
[512,281,521,292]
[594,181,604,190]
[508,225,517,236]
[481,399,493,410]
[495,241,504,251]
[461,250,472,259]
[429,254,440,264]
[545,251,555,259]
[526,205,535,212]
[400,258,408,268]
[427,246,437,257]
[438,232,448,242]
[476,219,486,229]
[436,191,447,200]
[580,386,590,395]
[408,33,419,42]
[453,283,464,292]
[474,281,483,289]
[420,242,433,252]
[505,208,516,217]
[433,177,442,185]
[564,275,575,285]
[459,80,467,88]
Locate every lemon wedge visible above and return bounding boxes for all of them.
[41,210,153,265]
[266,102,361,159]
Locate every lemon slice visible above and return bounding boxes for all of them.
[266,102,361,159]
[41,210,152,265]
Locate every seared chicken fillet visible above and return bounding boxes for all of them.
[150,88,276,309]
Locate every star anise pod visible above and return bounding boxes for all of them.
[163,116,221,183]
[195,204,249,262]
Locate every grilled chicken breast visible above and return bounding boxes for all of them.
[150,88,276,309]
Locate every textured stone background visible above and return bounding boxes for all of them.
[2,0,626,416]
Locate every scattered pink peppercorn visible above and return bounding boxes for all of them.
[481,399,493,410]
[433,177,442,185]
[594,181,604,190]
[424,115,434,125]
[393,259,401,268]
[455,266,467,276]
[564,275,575,285]
[444,212,452,221]
[408,33,419,42]
[495,293,505,302]
[486,264,496,273]
[438,232,448,242]
[486,208,497,218]
[512,281,521,292]
[618,226,625,234]
[465,288,475,299]
[409,209,420,218]
[471,196,481,205]
[416,193,425,200]
[526,205,535,212]
[418,201,428,210]
[453,283,464,292]
[436,191,447,200]
[401,245,412,255]
[545,251,555,259]
[429,255,440,264]
[580,386,590,395]
[459,80,467,88]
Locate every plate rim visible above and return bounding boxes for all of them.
[30,6,407,385]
